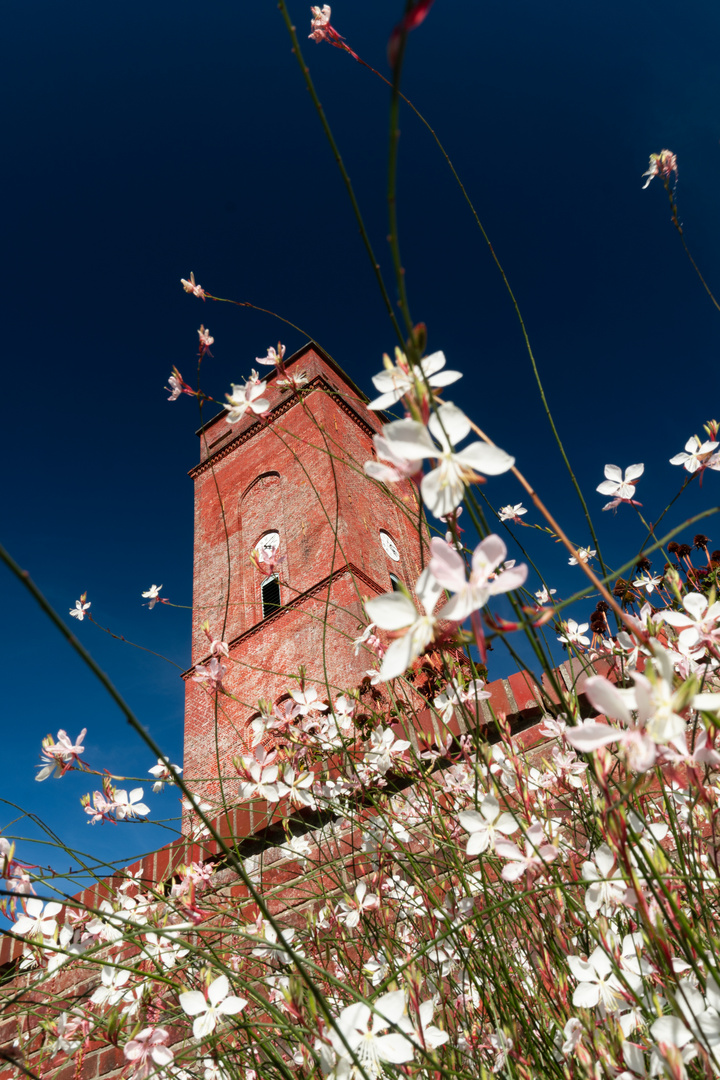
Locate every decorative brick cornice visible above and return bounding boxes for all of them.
[189,376,380,480]
[182,562,384,678]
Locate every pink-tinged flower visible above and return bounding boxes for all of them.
[495,822,558,882]
[597,463,644,510]
[36,728,87,781]
[181,271,205,299]
[309,4,332,41]
[367,349,461,411]
[165,366,194,402]
[459,794,519,856]
[568,547,596,566]
[661,591,720,650]
[69,595,90,621]
[192,657,227,692]
[498,503,527,523]
[197,325,214,355]
[433,677,491,724]
[166,372,183,400]
[557,619,590,648]
[256,344,286,366]
[364,567,443,681]
[142,584,162,609]
[429,534,528,622]
[335,881,380,928]
[670,435,720,474]
[277,370,308,390]
[224,373,270,424]
[237,746,288,803]
[179,974,247,1040]
[364,432,424,485]
[641,149,678,189]
[124,1028,174,1080]
[565,649,688,770]
[13,898,62,941]
[290,685,328,716]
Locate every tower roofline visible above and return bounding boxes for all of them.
[194,339,373,437]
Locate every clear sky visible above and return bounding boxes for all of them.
[3,0,720,887]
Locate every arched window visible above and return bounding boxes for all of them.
[262,574,281,617]
[389,573,402,592]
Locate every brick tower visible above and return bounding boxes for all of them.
[183,342,426,794]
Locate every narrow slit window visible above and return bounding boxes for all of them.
[389,573,402,592]
[262,574,281,617]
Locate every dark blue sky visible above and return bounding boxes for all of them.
[3,0,720,886]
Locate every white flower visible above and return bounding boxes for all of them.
[336,882,380,929]
[498,503,527,522]
[142,584,162,609]
[328,989,414,1076]
[124,1027,174,1079]
[114,788,150,820]
[367,349,461,411]
[429,534,527,621]
[535,586,557,604]
[181,272,205,298]
[582,843,626,915]
[365,567,443,681]
[495,822,559,882]
[374,402,514,518]
[91,966,132,1008]
[148,758,182,793]
[633,572,663,594]
[458,794,519,855]
[567,947,628,1010]
[309,4,332,41]
[223,374,270,424]
[597,464,644,501]
[568,547,596,566]
[365,728,410,774]
[557,619,590,648]
[670,436,720,474]
[13,898,62,941]
[69,598,91,620]
[661,592,720,651]
[179,975,247,1040]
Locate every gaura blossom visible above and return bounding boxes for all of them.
[36,728,87,781]
[223,372,270,424]
[670,435,720,474]
[192,657,227,692]
[660,591,720,651]
[142,584,162,609]
[181,271,205,298]
[69,595,90,620]
[364,567,443,681]
[557,619,590,648]
[429,534,528,621]
[309,4,332,42]
[13,898,62,941]
[568,547,596,566]
[567,947,630,1010]
[458,794,519,856]
[633,572,663,594]
[364,433,423,485]
[641,149,678,189]
[123,1027,174,1080]
[367,349,461,411]
[535,585,557,604]
[197,325,214,353]
[335,881,380,928]
[494,822,559,882]
[597,463,644,510]
[114,788,150,820]
[370,402,513,518]
[179,974,247,1040]
[498,503,527,523]
[256,344,285,366]
[327,989,415,1075]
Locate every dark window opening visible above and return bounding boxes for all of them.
[262,575,281,617]
[390,574,402,592]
